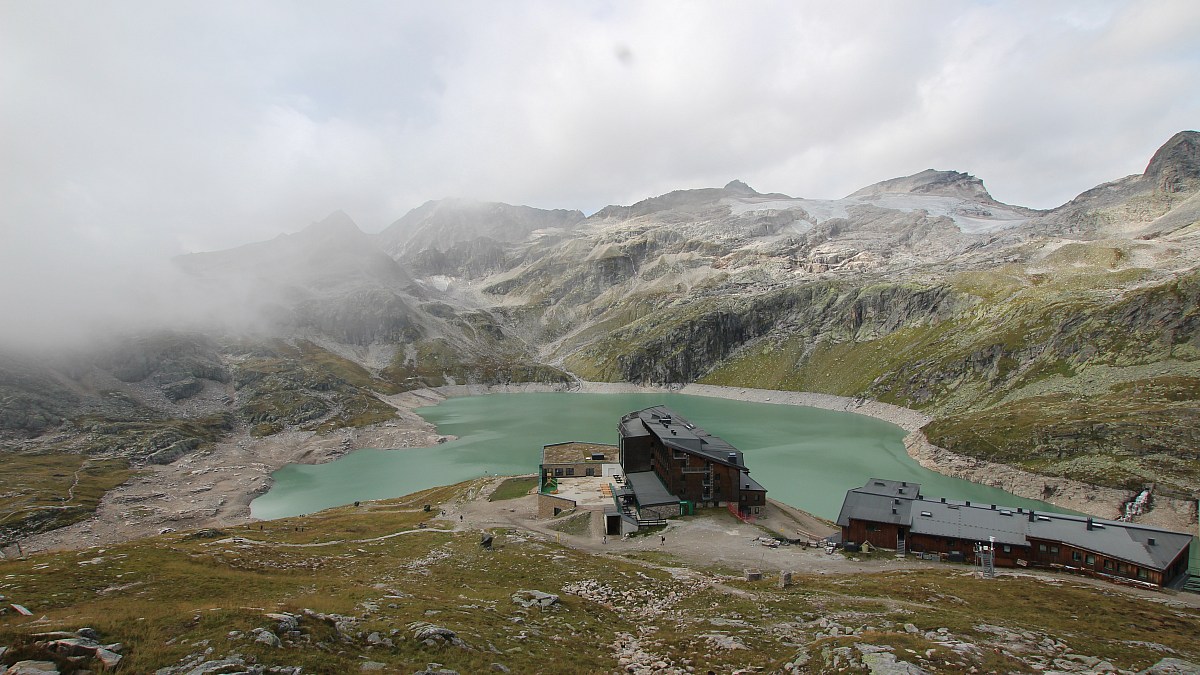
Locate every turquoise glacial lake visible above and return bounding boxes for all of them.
[251,392,1080,521]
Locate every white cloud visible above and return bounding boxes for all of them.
[1,0,1197,346]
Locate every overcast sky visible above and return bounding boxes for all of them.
[1,1,1198,347]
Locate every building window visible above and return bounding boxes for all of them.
[585,467,594,476]
[566,468,574,476]
[1072,551,1081,562]
[1104,560,1114,571]
[554,468,563,476]
[1038,544,1047,552]
[1085,554,1095,566]
[1137,569,1149,580]
[1118,563,1126,574]
[1002,545,1011,553]
[1050,546,1059,554]
[867,525,880,532]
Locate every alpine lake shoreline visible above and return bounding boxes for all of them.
[20,380,1198,556]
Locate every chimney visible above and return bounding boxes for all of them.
[727,452,738,465]
[1028,510,1035,522]
[901,481,907,487]
[990,504,996,510]
[965,501,971,507]
[940,497,946,503]
[1086,518,1094,531]
[1148,538,1156,546]
[892,507,898,515]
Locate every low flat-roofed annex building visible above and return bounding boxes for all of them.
[837,478,1192,588]
[541,441,619,482]
[537,442,630,534]
[618,406,767,518]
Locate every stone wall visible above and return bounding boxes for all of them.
[538,493,577,518]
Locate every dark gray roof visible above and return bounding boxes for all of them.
[625,470,678,507]
[910,499,1028,547]
[836,489,913,528]
[739,471,767,493]
[839,479,1193,571]
[1026,513,1193,570]
[622,406,744,467]
[619,416,650,439]
[856,478,922,500]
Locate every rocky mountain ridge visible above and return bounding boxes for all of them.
[2,131,1198,540]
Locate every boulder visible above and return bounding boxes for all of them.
[254,629,283,648]
[1140,659,1200,674]
[407,622,467,649]
[4,663,59,675]
[510,590,560,609]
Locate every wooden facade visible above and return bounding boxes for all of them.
[618,407,767,516]
[842,519,904,550]
[837,479,1192,588]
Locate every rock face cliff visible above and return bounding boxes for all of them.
[3,131,1199,538]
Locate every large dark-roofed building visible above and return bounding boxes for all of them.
[618,406,767,518]
[837,478,1192,588]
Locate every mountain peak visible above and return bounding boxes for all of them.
[305,210,363,236]
[1143,130,1200,193]
[848,169,995,202]
[723,179,759,196]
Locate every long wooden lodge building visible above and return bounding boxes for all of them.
[837,479,1192,588]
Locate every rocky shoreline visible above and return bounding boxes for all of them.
[20,380,1196,555]
[408,381,1198,534]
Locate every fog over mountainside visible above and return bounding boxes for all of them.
[2,131,1198,541]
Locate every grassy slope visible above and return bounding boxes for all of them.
[693,262,1200,493]
[0,481,1196,673]
[0,456,132,542]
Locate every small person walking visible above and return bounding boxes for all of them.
[602,535,607,544]
[660,534,665,545]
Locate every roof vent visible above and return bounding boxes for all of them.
[901,481,907,487]
[891,507,897,515]
[671,429,676,435]
[894,498,900,505]
[661,416,672,425]
[1000,509,1012,516]
[1037,515,1051,522]
[940,497,946,503]
[1149,538,1156,546]
[590,453,605,461]
[920,511,932,517]
[990,504,996,510]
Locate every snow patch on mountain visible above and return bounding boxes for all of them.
[723,193,1030,234]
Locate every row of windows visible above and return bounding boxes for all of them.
[551,467,598,477]
[1069,550,1149,579]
